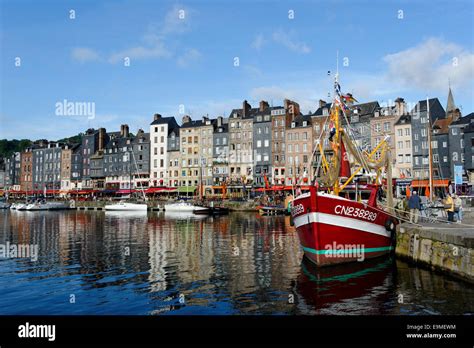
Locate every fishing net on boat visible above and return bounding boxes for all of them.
[340,131,395,212]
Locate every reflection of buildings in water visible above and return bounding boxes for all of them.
[147,215,215,293]
[148,217,173,292]
[210,214,303,312]
[295,256,394,314]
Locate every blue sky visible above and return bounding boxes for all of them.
[1,0,473,140]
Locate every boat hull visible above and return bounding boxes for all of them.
[164,203,206,213]
[291,187,396,266]
[104,203,148,211]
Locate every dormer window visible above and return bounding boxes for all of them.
[291,122,296,128]
[303,121,307,127]
[323,108,329,116]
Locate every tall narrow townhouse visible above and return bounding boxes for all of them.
[150,114,179,187]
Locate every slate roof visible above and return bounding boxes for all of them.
[289,115,312,128]
[312,103,332,116]
[451,112,474,126]
[394,114,411,126]
[181,120,204,128]
[132,131,150,144]
[150,116,179,127]
[228,108,259,119]
[214,123,229,133]
[410,98,446,122]
[350,101,380,117]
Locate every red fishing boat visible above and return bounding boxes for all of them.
[291,73,398,266]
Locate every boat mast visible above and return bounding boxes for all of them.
[427,98,434,201]
[199,156,203,200]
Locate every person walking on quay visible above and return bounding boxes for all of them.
[454,194,463,224]
[396,196,409,219]
[408,190,421,223]
[444,193,455,223]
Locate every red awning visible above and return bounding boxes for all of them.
[411,179,450,188]
[117,189,136,194]
[71,189,96,195]
[46,189,60,194]
[145,187,177,193]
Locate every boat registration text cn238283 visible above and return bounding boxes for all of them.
[334,205,377,222]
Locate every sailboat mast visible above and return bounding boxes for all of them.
[427,98,434,201]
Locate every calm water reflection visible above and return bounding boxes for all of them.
[0,210,472,315]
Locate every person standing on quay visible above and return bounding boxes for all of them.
[408,190,421,223]
[454,194,463,224]
[445,193,455,223]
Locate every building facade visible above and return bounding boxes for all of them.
[253,101,273,187]
[394,114,413,179]
[180,116,203,189]
[285,115,313,186]
[271,107,287,185]
[212,117,229,185]
[410,98,445,179]
[5,152,21,190]
[228,101,257,185]
[150,114,179,187]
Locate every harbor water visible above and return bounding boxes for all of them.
[0,210,472,315]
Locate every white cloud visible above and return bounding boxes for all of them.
[384,38,474,93]
[272,30,311,54]
[108,41,171,64]
[177,48,201,68]
[73,4,197,65]
[251,34,265,50]
[71,47,101,63]
[160,4,194,35]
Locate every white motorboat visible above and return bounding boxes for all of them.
[164,201,208,213]
[104,201,148,211]
[9,203,17,210]
[26,201,49,210]
[15,203,28,211]
[0,202,10,209]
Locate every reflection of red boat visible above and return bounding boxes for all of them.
[292,186,397,266]
[291,73,398,266]
[296,256,393,312]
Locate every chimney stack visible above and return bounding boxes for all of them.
[259,100,269,112]
[120,124,129,138]
[217,116,223,127]
[242,100,251,118]
[284,99,300,117]
[154,113,161,121]
[452,108,461,122]
[394,97,406,116]
[182,115,192,125]
[98,127,106,151]
[319,100,327,108]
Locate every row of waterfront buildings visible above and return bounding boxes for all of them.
[1,88,473,197]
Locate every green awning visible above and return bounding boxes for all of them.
[177,186,196,193]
